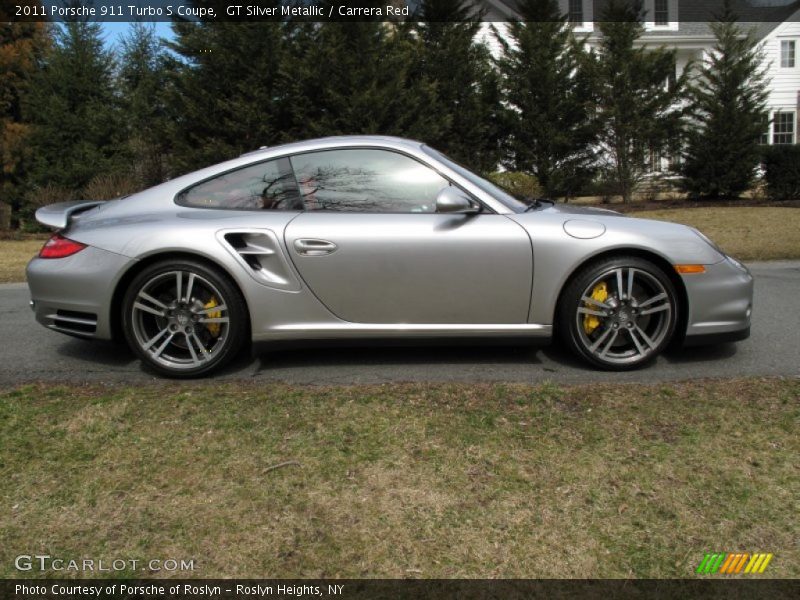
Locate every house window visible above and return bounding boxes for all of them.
[773,112,795,145]
[654,0,669,25]
[663,56,677,91]
[568,0,583,24]
[759,114,770,145]
[649,147,663,173]
[781,40,796,68]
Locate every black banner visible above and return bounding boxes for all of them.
[3,579,800,600]
[6,0,800,23]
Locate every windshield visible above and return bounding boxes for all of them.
[422,146,528,213]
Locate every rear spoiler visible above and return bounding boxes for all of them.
[35,200,105,230]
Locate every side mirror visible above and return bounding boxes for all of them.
[435,187,481,214]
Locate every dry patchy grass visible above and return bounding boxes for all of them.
[0,239,44,283]
[0,378,797,579]
[630,207,800,261]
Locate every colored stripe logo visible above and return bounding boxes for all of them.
[696,552,773,574]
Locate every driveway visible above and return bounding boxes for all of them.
[1,261,798,385]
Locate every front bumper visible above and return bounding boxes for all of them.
[683,326,750,347]
[682,257,753,345]
[27,246,136,340]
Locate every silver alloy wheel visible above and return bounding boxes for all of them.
[575,267,674,366]
[130,270,231,371]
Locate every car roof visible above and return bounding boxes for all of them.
[239,135,425,158]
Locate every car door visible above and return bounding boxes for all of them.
[283,148,533,324]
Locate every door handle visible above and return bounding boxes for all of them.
[294,238,338,256]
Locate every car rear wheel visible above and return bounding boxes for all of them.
[558,256,678,370]
[122,259,247,378]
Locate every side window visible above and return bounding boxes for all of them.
[289,149,449,213]
[177,157,302,210]
[781,40,796,68]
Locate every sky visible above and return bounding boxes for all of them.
[100,21,175,49]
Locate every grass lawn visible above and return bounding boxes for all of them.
[629,207,800,261]
[0,239,44,284]
[1,378,797,579]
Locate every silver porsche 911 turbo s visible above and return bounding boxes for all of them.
[27,136,753,377]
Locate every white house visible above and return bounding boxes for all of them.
[485,0,800,170]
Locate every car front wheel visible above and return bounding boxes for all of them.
[558,256,678,370]
[122,259,247,378]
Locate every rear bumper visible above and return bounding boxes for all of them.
[26,246,136,340]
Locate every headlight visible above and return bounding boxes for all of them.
[727,255,749,273]
[691,227,725,256]
[689,228,748,272]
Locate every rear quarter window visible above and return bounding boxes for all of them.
[176,157,302,210]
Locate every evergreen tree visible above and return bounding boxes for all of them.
[0,11,48,227]
[282,17,442,144]
[681,1,770,199]
[495,0,597,198]
[167,13,292,173]
[413,0,504,173]
[25,21,124,192]
[118,23,173,187]
[591,0,686,203]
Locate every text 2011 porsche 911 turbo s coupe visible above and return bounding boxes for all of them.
[27,136,753,377]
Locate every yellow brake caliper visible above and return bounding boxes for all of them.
[204,296,222,338]
[583,282,608,335]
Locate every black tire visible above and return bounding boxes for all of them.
[121,259,248,378]
[557,256,678,371]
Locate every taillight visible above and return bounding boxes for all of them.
[39,234,87,259]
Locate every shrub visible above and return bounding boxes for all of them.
[762,145,800,201]
[0,202,11,230]
[573,177,619,203]
[486,171,543,200]
[82,173,142,201]
[20,185,76,232]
